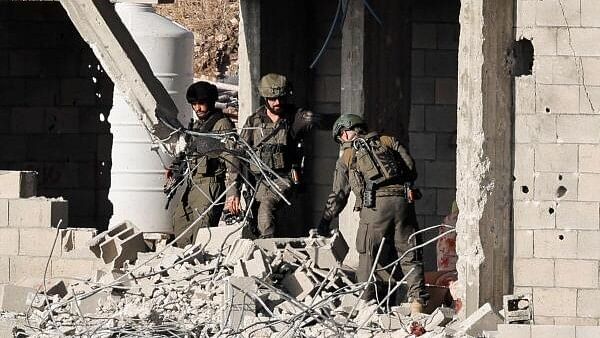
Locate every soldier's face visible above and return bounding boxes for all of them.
[192,102,210,118]
[340,129,357,142]
[266,97,285,114]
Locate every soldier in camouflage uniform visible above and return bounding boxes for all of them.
[170,81,238,247]
[316,114,428,314]
[227,73,317,238]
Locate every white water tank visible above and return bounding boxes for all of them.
[108,3,194,233]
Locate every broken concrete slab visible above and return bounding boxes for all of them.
[281,268,316,301]
[447,303,502,337]
[195,225,242,254]
[306,230,349,269]
[224,239,256,266]
[0,171,37,199]
[8,197,68,228]
[0,284,36,313]
[222,277,257,330]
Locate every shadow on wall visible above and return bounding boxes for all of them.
[0,2,114,230]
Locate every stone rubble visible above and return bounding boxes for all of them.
[0,225,508,338]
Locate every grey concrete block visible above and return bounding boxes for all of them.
[0,284,36,313]
[513,259,554,287]
[534,229,577,259]
[579,174,600,201]
[0,228,19,256]
[11,108,45,134]
[513,201,556,230]
[411,77,435,104]
[8,197,68,228]
[425,105,457,132]
[0,171,37,199]
[536,0,580,27]
[555,259,598,288]
[557,28,600,57]
[409,132,436,160]
[497,324,531,338]
[195,225,242,255]
[532,325,575,338]
[306,231,349,269]
[435,78,457,104]
[534,144,578,172]
[52,258,96,280]
[425,50,458,77]
[0,199,7,227]
[10,256,51,284]
[577,230,600,259]
[435,133,456,161]
[412,23,437,49]
[412,50,425,77]
[454,303,503,337]
[222,277,257,330]
[556,202,600,230]
[514,230,534,258]
[409,105,425,132]
[25,79,60,106]
[89,221,147,269]
[0,257,8,284]
[577,326,600,338]
[19,228,62,257]
[579,145,600,173]
[577,290,600,318]
[424,161,456,188]
[532,287,577,317]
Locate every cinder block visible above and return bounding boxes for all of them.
[534,230,577,258]
[497,324,531,338]
[530,28,558,56]
[0,171,37,199]
[536,84,579,114]
[224,239,256,267]
[0,228,19,256]
[534,173,578,201]
[553,57,583,85]
[555,317,598,326]
[60,78,96,106]
[579,174,600,201]
[577,326,600,338]
[514,230,534,258]
[455,303,503,337]
[434,78,457,104]
[425,161,456,188]
[532,325,575,338]
[222,277,257,330]
[415,188,436,215]
[436,23,459,50]
[555,259,598,288]
[557,115,600,143]
[19,228,62,257]
[579,145,600,173]
[425,50,457,77]
[409,132,436,160]
[556,202,599,230]
[534,56,553,84]
[534,316,556,325]
[52,258,95,280]
[8,197,68,228]
[577,290,600,317]
[0,257,8,284]
[89,221,147,269]
[425,105,457,132]
[580,86,600,114]
[514,145,535,201]
[411,77,435,104]
[580,58,600,85]
[409,105,425,132]
[306,230,349,269]
[9,256,50,285]
[0,199,7,227]
[577,230,600,259]
[534,144,578,172]
[514,201,556,229]
[281,269,316,301]
[581,0,600,27]
[412,23,436,49]
[61,228,97,259]
[11,108,45,134]
[513,258,554,287]
[0,284,36,313]
[558,28,600,57]
[515,76,536,115]
[412,50,425,77]
[533,287,577,317]
[435,133,456,161]
[514,115,557,144]
[536,0,580,27]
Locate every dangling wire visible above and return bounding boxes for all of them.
[309,0,383,69]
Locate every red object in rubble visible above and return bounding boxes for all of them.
[410,321,426,336]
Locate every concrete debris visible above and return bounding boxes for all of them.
[88,221,148,269]
[1,227,508,338]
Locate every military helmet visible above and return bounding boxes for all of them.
[332,114,366,142]
[186,81,218,104]
[258,73,292,98]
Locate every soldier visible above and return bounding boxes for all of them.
[316,114,428,314]
[169,81,238,247]
[227,73,317,238]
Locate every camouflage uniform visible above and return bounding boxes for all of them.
[172,110,237,247]
[319,133,428,303]
[240,105,314,238]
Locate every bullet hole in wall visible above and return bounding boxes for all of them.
[545,107,550,113]
[549,207,554,214]
[510,38,534,76]
[556,186,567,198]
[521,186,529,194]
[558,234,564,240]
[558,174,563,180]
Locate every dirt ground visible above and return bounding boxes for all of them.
[155,0,239,81]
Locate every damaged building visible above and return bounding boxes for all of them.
[0,0,599,337]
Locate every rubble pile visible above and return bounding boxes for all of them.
[6,225,472,338]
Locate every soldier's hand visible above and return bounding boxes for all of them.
[226,196,241,215]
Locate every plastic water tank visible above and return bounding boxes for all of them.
[108,3,194,233]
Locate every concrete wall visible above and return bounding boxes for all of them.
[409,0,460,271]
[0,2,114,229]
[512,0,600,324]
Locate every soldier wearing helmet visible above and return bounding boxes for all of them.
[316,113,428,315]
[169,81,238,247]
[227,73,318,238]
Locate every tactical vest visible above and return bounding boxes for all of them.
[248,107,297,174]
[342,133,406,208]
[187,111,228,178]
